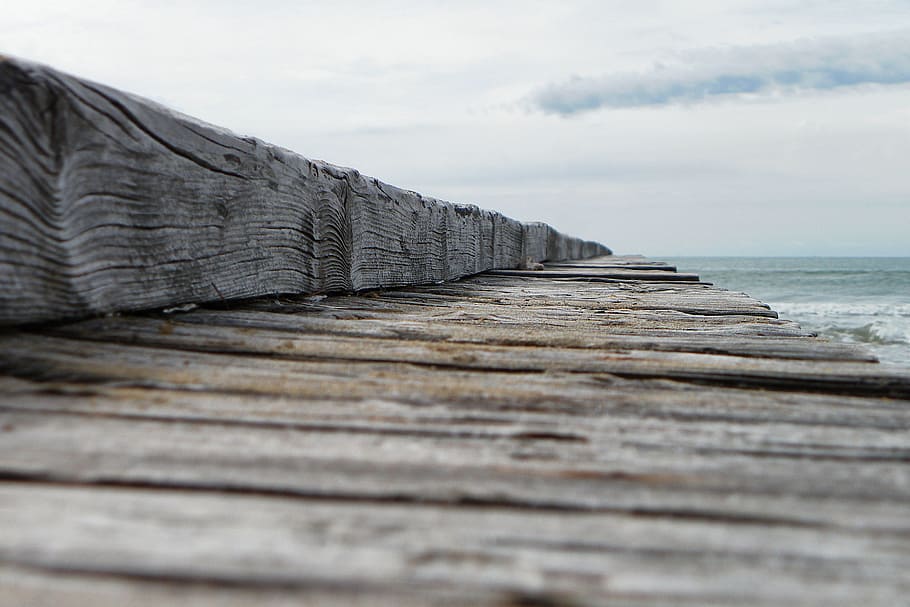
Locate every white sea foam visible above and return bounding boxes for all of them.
[769,302,910,318]
[769,301,910,365]
[831,320,910,345]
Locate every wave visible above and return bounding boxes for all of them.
[821,321,910,346]
[769,302,910,318]
[767,302,910,352]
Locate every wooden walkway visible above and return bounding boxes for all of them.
[1,255,909,606]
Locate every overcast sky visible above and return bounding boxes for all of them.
[4,0,909,255]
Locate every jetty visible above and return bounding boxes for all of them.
[2,58,910,606]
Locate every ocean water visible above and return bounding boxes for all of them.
[664,257,910,368]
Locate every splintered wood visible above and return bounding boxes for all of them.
[1,255,909,606]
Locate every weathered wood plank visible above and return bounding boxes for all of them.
[545,262,678,271]
[3,484,906,606]
[1,330,906,397]
[0,564,480,607]
[489,268,701,281]
[5,373,907,432]
[384,276,783,317]
[44,313,876,372]
[545,255,672,267]
[0,57,608,325]
[113,283,876,361]
[545,254,654,266]
[4,381,910,490]
[311,277,782,316]
[36,259,859,367]
[3,403,910,527]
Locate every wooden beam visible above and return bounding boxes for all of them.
[0,57,609,325]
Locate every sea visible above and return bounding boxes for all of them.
[663,257,910,369]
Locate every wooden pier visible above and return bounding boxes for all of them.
[2,256,910,606]
[2,57,910,605]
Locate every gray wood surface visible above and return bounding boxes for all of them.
[488,268,700,281]
[0,56,607,326]
[1,256,909,605]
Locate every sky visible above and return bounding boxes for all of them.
[3,0,909,256]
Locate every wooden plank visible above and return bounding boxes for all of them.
[330,277,781,315]
[0,57,608,326]
[45,313,876,370]
[546,254,655,266]
[545,255,673,269]
[3,484,906,606]
[2,329,906,397]
[489,268,701,281]
[102,277,874,361]
[4,369,908,434]
[0,564,480,607]
[545,263,678,271]
[4,380,910,485]
[385,276,783,317]
[2,401,910,525]
[39,266,848,363]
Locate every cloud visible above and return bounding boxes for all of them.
[533,29,910,115]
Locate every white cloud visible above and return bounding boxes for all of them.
[533,29,910,114]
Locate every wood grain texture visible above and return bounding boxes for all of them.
[488,268,701,281]
[0,286,910,605]
[3,381,910,510]
[43,312,876,363]
[0,57,608,325]
[0,260,909,604]
[1,484,908,606]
